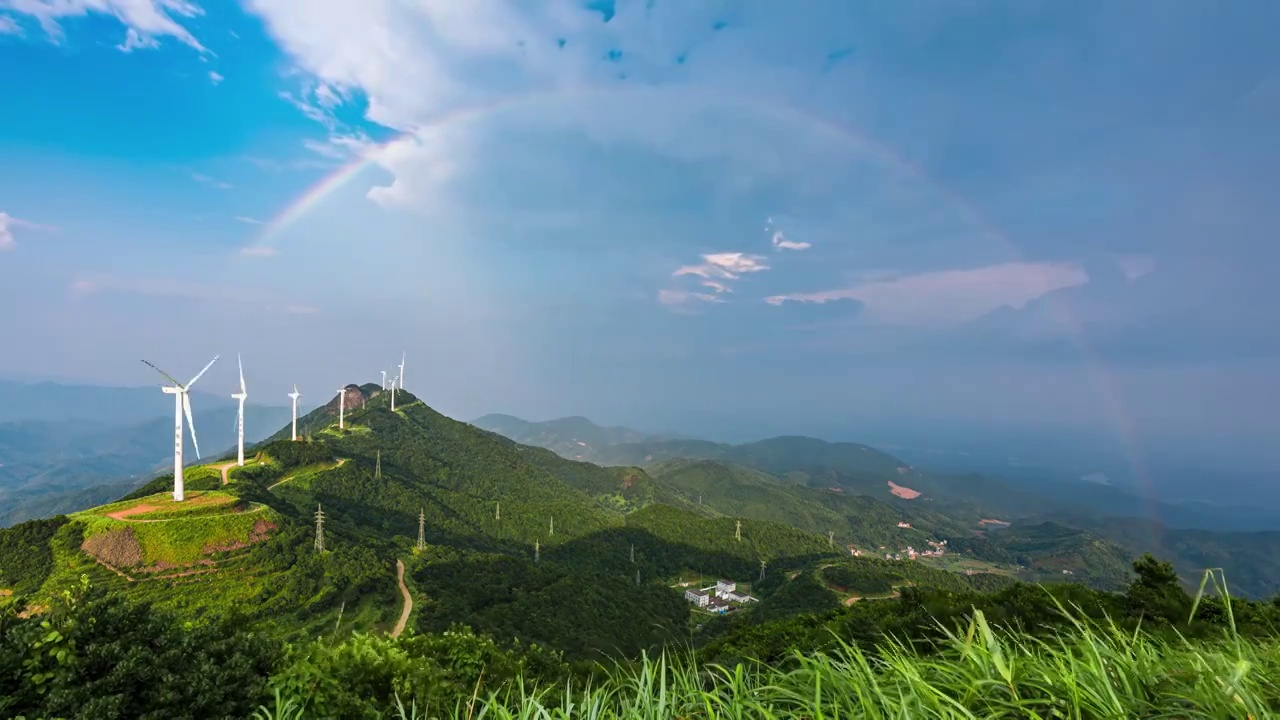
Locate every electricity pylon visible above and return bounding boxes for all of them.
[416,508,426,551]
[314,504,325,553]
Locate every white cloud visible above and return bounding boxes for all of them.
[117,27,158,51]
[0,211,55,251]
[1117,254,1155,281]
[661,252,770,307]
[208,70,224,85]
[6,0,207,51]
[0,15,23,35]
[239,245,278,257]
[766,261,1090,326]
[771,230,811,251]
[0,213,14,251]
[191,171,232,190]
[657,289,724,306]
[314,83,342,108]
[234,215,263,225]
[302,132,376,161]
[673,252,770,280]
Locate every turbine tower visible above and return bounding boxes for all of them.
[389,376,397,412]
[335,386,346,430]
[380,370,387,391]
[141,355,218,502]
[398,352,406,390]
[231,353,247,467]
[288,385,302,440]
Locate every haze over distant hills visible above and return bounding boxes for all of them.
[0,379,292,527]
[470,414,684,463]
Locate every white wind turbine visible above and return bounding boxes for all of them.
[380,370,387,391]
[398,352,406,390]
[289,385,301,441]
[335,386,346,429]
[390,375,398,412]
[231,353,248,467]
[141,355,218,502]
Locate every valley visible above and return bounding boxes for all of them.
[3,385,1278,718]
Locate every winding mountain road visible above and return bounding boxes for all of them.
[391,558,412,638]
[212,461,238,486]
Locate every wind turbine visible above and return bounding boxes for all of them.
[141,355,218,502]
[380,370,387,391]
[231,353,247,467]
[335,386,346,429]
[289,385,301,441]
[398,352,406,390]
[389,375,398,412]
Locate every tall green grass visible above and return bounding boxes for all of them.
[254,571,1280,719]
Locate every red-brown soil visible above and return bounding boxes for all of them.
[887,481,922,499]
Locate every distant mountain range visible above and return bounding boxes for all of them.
[0,379,292,527]
[474,413,1280,599]
[470,414,685,462]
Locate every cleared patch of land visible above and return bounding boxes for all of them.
[979,518,1011,527]
[887,481,921,499]
[106,504,159,521]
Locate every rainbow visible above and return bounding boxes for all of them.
[250,86,1160,543]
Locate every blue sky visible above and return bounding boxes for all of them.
[1,0,1278,474]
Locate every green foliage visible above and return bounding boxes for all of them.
[0,577,279,720]
[410,549,689,661]
[821,564,892,595]
[257,606,1280,719]
[269,627,567,718]
[0,516,68,596]
[1125,553,1192,624]
[118,465,223,502]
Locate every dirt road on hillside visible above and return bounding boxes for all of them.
[213,461,238,485]
[391,558,412,638]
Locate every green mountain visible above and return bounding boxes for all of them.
[2,388,869,660]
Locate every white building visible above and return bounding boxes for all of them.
[685,588,710,607]
[715,580,736,598]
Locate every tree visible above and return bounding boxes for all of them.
[1125,553,1190,624]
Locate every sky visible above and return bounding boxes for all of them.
[1,0,1278,477]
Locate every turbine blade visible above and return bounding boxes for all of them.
[183,393,201,459]
[141,359,183,388]
[186,355,220,388]
[238,353,246,393]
